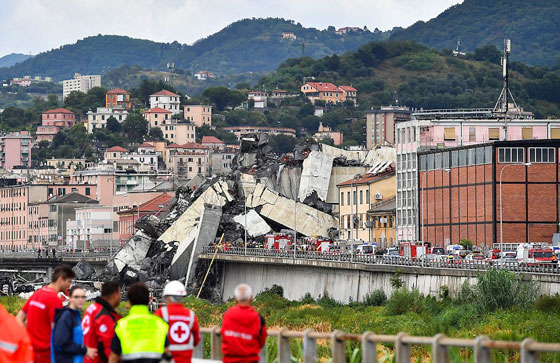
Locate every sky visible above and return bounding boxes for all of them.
[0,0,462,58]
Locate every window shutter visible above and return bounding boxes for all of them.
[522,127,533,140]
[444,127,456,140]
[551,128,560,139]
[488,128,500,140]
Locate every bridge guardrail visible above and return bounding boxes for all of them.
[195,326,560,362]
[201,246,560,274]
[0,251,112,260]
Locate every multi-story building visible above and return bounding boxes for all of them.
[168,152,207,179]
[247,91,268,109]
[366,106,412,149]
[210,149,235,176]
[105,146,128,161]
[313,122,343,145]
[172,122,197,145]
[337,168,396,246]
[149,90,181,114]
[222,126,296,140]
[300,82,358,105]
[338,86,358,104]
[201,136,225,150]
[143,107,172,128]
[66,206,113,249]
[46,158,87,169]
[37,108,77,142]
[143,107,196,144]
[86,107,129,133]
[117,193,171,243]
[62,73,101,99]
[417,139,560,248]
[194,71,214,80]
[184,105,212,127]
[0,131,32,170]
[105,88,131,109]
[395,109,560,243]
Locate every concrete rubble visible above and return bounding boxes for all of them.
[95,133,395,300]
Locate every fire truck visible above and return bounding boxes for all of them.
[516,243,557,266]
[399,242,431,259]
[265,233,294,250]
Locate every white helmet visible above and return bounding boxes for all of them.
[163,280,187,297]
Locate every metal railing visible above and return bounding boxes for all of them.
[202,247,560,275]
[194,327,560,362]
[0,251,112,260]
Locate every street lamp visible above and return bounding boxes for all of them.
[350,174,362,262]
[420,167,450,267]
[499,162,531,254]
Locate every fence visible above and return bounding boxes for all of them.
[0,251,112,260]
[202,247,560,274]
[194,327,560,362]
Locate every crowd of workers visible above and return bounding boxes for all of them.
[0,265,267,363]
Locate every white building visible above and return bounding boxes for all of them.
[86,107,129,133]
[66,206,114,249]
[62,73,101,100]
[149,90,181,114]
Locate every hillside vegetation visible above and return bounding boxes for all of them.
[0,18,387,81]
[259,40,560,117]
[390,0,560,66]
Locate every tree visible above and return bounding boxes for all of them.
[268,134,296,154]
[148,127,163,140]
[202,86,246,111]
[123,114,149,143]
[106,116,122,133]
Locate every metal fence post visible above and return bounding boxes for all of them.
[361,331,377,363]
[278,327,292,363]
[210,326,222,360]
[331,330,346,363]
[395,332,410,362]
[193,333,204,359]
[474,335,491,363]
[259,342,267,363]
[432,333,449,363]
[303,329,317,363]
[521,338,539,363]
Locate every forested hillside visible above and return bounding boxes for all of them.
[390,0,560,66]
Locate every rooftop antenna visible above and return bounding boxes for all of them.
[452,40,466,57]
[493,39,520,123]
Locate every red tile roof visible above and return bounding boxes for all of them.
[107,88,129,94]
[151,90,179,97]
[120,193,172,214]
[106,146,128,152]
[142,107,172,114]
[138,143,155,148]
[166,143,182,148]
[44,108,74,114]
[337,170,395,187]
[201,136,224,144]
[339,85,357,92]
[306,82,340,92]
[166,142,208,149]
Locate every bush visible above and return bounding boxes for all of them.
[390,269,404,290]
[472,269,539,312]
[317,291,341,308]
[300,292,316,305]
[386,288,425,316]
[362,289,387,306]
[435,305,476,333]
[535,295,560,313]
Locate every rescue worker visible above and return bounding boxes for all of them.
[109,282,170,363]
[221,284,267,363]
[154,281,200,363]
[0,302,34,362]
[82,281,122,363]
[51,285,97,362]
[17,265,75,363]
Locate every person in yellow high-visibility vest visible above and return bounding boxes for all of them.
[108,283,170,363]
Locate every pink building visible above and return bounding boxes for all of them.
[37,108,77,142]
[118,193,172,243]
[313,122,344,145]
[142,107,172,128]
[201,136,225,150]
[0,131,32,170]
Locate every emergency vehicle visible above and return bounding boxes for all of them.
[516,243,558,266]
[356,243,377,255]
[302,237,333,252]
[399,242,431,259]
[265,233,294,250]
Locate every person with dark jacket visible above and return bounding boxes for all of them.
[51,285,97,363]
[221,284,267,363]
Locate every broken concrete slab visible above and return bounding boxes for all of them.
[320,144,396,167]
[298,150,334,202]
[72,259,95,280]
[170,226,199,280]
[233,209,272,237]
[247,184,338,237]
[113,231,152,273]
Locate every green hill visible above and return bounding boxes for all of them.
[0,53,33,68]
[0,18,388,81]
[390,0,560,66]
[258,40,560,118]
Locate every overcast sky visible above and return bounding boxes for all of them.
[0,0,461,58]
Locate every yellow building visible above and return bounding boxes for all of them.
[337,170,396,247]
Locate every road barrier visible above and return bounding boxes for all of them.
[202,246,560,274]
[0,251,112,259]
[194,327,560,362]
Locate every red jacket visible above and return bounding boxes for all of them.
[221,305,267,363]
[155,303,200,363]
[82,297,121,363]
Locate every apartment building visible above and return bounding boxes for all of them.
[86,107,129,133]
[366,106,412,149]
[118,193,171,243]
[0,131,32,170]
[313,122,344,145]
[149,90,181,114]
[106,88,131,109]
[184,105,212,127]
[66,206,113,249]
[222,126,296,140]
[37,108,77,142]
[62,73,101,99]
[300,82,357,105]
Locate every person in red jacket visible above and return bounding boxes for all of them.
[221,284,267,363]
[155,281,200,363]
[0,303,34,363]
[82,281,122,363]
[16,265,75,363]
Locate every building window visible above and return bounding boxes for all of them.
[522,127,533,140]
[444,128,456,140]
[469,127,476,142]
[366,190,370,204]
[489,128,500,140]
[85,187,91,196]
[360,190,363,204]
[498,147,525,163]
[340,192,344,206]
[529,147,555,163]
[550,128,560,139]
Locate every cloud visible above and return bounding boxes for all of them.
[0,0,461,57]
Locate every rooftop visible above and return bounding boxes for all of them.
[118,193,172,215]
[142,107,172,114]
[106,146,128,152]
[337,169,395,187]
[106,88,129,94]
[305,82,340,92]
[339,85,357,92]
[151,90,179,97]
[201,136,224,144]
[44,108,74,114]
